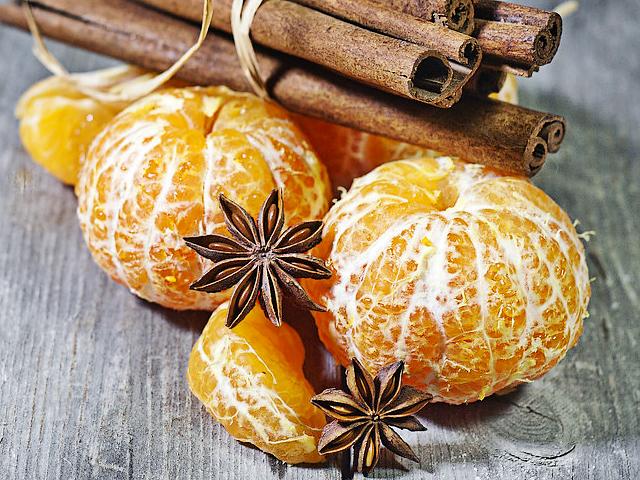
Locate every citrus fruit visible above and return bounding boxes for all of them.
[491,73,519,104]
[307,156,590,404]
[292,113,428,190]
[188,303,325,464]
[15,66,145,185]
[77,86,331,310]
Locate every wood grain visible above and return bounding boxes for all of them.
[0,0,639,478]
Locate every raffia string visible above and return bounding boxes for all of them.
[554,1,579,17]
[231,0,269,99]
[22,0,269,103]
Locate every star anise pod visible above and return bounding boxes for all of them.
[184,189,332,328]
[312,359,432,474]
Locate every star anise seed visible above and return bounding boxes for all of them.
[312,359,432,474]
[184,189,331,328]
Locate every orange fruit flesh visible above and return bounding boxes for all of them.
[15,66,189,186]
[16,75,122,185]
[308,157,590,404]
[490,73,519,104]
[77,86,331,310]
[188,304,326,464]
[292,113,428,191]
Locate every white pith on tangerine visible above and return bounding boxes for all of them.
[309,156,590,404]
[76,86,331,310]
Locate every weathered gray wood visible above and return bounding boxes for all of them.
[0,0,639,478]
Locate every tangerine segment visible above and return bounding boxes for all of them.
[188,304,325,464]
[16,76,119,185]
[308,157,590,404]
[490,74,519,105]
[77,86,331,310]
[16,66,189,186]
[292,113,428,191]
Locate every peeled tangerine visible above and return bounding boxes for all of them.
[188,304,325,463]
[77,86,331,310]
[292,113,427,191]
[15,66,147,185]
[308,156,591,404]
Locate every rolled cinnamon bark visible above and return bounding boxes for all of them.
[473,19,555,76]
[473,1,562,75]
[540,120,565,154]
[475,1,562,32]
[473,19,555,77]
[139,0,473,106]
[291,0,481,107]
[294,0,480,67]
[0,0,565,176]
[369,0,475,34]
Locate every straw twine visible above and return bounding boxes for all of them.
[22,0,268,102]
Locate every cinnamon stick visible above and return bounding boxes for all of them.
[140,0,482,108]
[369,0,475,34]
[475,1,562,32]
[473,1,562,76]
[474,19,554,76]
[139,0,476,107]
[0,0,565,176]
[294,0,480,68]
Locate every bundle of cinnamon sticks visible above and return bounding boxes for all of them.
[138,0,562,102]
[0,0,567,176]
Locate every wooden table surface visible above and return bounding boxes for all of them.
[1,1,638,479]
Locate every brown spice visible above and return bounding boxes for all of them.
[475,0,563,31]
[293,0,481,106]
[0,0,566,175]
[141,0,475,106]
[312,359,432,474]
[474,19,557,76]
[185,190,331,328]
[473,0,562,76]
[370,0,475,34]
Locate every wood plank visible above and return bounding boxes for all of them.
[0,0,639,478]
